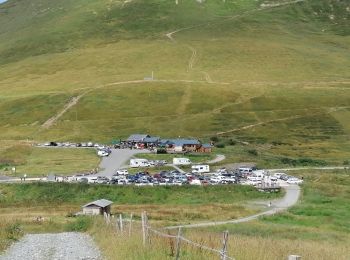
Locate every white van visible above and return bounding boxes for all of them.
[130,159,150,168]
[191,165,210,174]
[86,176,98,184]
[239,167,253,173]
[173,158,192,165]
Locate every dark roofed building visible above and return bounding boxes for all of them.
[126,134,150,143]
[198,143,212,153]
[82,199,113,215]
[165,138,201,153]
[143,136,160,144]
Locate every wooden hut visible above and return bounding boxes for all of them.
[82,199,113,215]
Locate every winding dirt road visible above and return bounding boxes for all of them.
[166,184,301,230]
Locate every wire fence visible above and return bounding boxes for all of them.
[103,211,302,260]
[103,211,234,260]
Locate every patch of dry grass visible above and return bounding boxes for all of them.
[90,218,350,260]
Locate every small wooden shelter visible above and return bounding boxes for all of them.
[82,199,113,216]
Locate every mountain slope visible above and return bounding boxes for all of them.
[0,0,349,166]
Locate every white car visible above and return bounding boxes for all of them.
[116,169,128,175]
[222,176,235,183]
[189,179,201,185]
[287,178,303,185]
[273,172,286,179]
[97,150,109,157]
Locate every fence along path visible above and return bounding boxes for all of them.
[103,211,234,260]
[103,211,301,260]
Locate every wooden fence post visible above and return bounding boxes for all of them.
[129,213,133,237]
[145,212,150,245]
[175,227,182,260]
[220,230,229,260]
[141,212,146,247]
[119,214,123,233]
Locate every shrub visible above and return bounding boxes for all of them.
[280,157,327,166]
[5,223,23,241]
[247,149,258,156]
[215,143,225,148]
[210,136,219,143]
[343,160,349,165]
[227,139,237,146]
[65,217,92,232]
[156,148,167,154]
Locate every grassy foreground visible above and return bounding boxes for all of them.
[0,183,279,252]
[0,142,99,176]
[88,169,350,259]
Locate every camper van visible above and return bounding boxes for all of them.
[173,158,192,165]
[239,167,253,174]
[191,165,210,174]
[130,159,151,168]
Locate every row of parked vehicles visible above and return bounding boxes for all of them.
[41,141,107,149]
[54,166,303,187]
[65,169,239,186]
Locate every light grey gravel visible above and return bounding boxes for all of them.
[0,232,102,260]
[96,148,150,178]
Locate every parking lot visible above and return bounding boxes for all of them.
[35,141,303,189]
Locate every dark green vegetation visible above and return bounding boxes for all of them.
[0,183,278,206]
[208,169,350,242]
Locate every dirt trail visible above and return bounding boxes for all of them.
[187,45,197,71]
[216,106,349,136]
[40,0,337,130]
[177,86,192,115]
[166,184,301,229]
[41,94,85,129]
[164,0,307,84]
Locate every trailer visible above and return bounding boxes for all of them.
[173,157,192,165]
[191,165,210,174]
[130,159,151,168]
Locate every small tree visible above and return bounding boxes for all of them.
[247,149,258,156]
[210,136,219,143]
[227,139,237,146]
[215,143,225,148]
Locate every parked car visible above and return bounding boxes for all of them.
[115,169,128,175]
[97,150,109,157]
[96,177,109,184]
[287,178,303,184]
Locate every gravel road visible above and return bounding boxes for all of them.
[207,154,226,164]
[96,148,150,178]
[0,232,101,260]
[166,184,301,229]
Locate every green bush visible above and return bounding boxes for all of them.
[65,217,92,232]
[227,139,237,146]
[156,148,167,154]
[247,149,258,156]
[215,143,225,148]
[5,223,23,241]
[210,136,219,143]
[280,157,327,166]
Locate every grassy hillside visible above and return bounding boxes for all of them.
[0,0,349,166]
